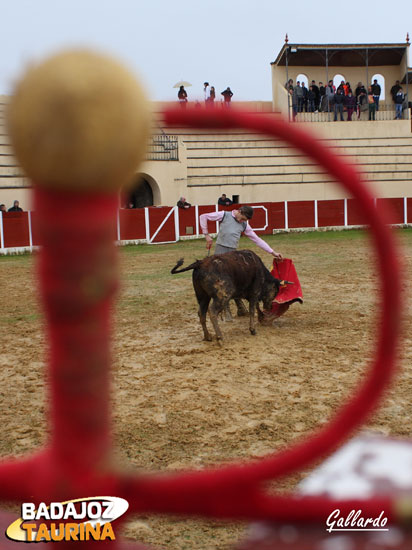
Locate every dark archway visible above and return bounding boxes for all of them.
[127,176,154,208]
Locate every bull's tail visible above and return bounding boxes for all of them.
[171,258,202,274]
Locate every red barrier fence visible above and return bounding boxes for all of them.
[0,197,409,252]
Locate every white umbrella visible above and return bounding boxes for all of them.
[173,80,192,88]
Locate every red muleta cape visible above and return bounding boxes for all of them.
[267,258,303,318]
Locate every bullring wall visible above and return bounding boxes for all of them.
[1,198,411,254]
[1,95,412,212]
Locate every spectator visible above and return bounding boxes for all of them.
[209,86,216,106]
[178,85,188,108]
[394,87,404,119]
[290,87,298,121]
[325,80,335,112]
[371,79,381,111]
[295,81,304,112]
[344,90,357,121]
[311,80,320,111]
[285,78,294,91]
[221,87,233,106]
[390,80,401,102]
[367,87,376,120]
[8,200,23,212]
[0,204,6,214]
[177,196,191,209]
[203,82,210,104]
[343,82,350,95]
[333,88,345,121]
[218,193,233,206]
[301,81,309,112]
[337,80,345,94]
[319,82,326,111]
[355,82,366,101]
[307,86,316,112]
[357,88,367,118]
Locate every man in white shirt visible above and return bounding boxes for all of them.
[203,82,210,105]
[200,205,283,260]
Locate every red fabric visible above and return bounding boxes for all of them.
[271,258,303,304]
[33,187,118,495]
[268,258,303,317]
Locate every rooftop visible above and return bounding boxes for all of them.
[272,42,410,67]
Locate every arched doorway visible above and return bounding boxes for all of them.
[371,73,385,101]
[296,73,308,89]
[333,74,346,91]
[123,174,160,208]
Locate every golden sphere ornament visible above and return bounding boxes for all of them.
[7,49,150,192]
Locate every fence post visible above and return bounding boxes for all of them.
[144,207,150,243]
[195,205,199,236]
[116,209,121,241]
[28,211,33,252]
[404,197,408,225]
[0,212,4,252]
[344,198,348,227]
[284,201,289,230]
[314,200,318,229]
[174,206,180,242]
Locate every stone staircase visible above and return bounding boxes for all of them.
[0,97,27,189]
[159,121,412,200]
[1,95,412,205]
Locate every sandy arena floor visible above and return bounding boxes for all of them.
[0,229,411,549]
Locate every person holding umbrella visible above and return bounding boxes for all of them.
[177,85,188,107]
[173,80,191,108]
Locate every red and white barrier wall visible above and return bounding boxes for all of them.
[1,198,411,253]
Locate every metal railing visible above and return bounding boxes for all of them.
[146,134,179,160]
[291,102,411,123]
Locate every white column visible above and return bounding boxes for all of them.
[117,209,121,241]
[28,211,33,252]
[195,204,199,236]
[0,212,4,251]
[174,206,180,241]
[144,207,150,243]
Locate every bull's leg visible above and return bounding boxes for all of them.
[249,299,257,335]
[257,304,264,323]
[223,303,233,322]
[196,294,212,341]
[235,298,248,317]
[209,299,224,341]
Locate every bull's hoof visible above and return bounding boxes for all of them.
[216,338,223,347]
[249,328,256,335]
[203,335,212,342]
[237,309,248,317]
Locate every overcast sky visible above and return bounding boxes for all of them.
[1,1,410,102]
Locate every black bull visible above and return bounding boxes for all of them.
[171,249,286,342]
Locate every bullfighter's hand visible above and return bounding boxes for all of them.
[205,235,213,249]
[272,251,283,261]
